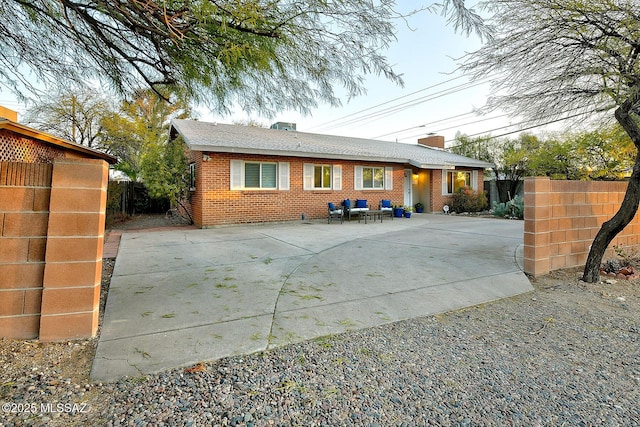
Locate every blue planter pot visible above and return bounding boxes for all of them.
[393,208,404,218]
[404,212,412,218]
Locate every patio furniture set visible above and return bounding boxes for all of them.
[327,199,394,224]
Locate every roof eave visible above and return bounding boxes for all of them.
[0,119,117,164]
[190,145,410,164]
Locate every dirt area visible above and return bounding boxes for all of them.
[1,215,638,425]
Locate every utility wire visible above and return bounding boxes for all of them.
[396,113,511,142]
[306,75,467,132]
[371,111,477,139]
[444,109,600,148]
[321,79,492,132]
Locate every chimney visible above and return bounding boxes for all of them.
[417,135,444,149]
[0,106,18,122]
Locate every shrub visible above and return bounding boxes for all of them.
[451,187,488,213]
[492,195,524,219]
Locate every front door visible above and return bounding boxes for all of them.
[404,169,412,207]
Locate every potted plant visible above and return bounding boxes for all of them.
[393,204,405,218]
[415,202,424,213]
[404,206,413,218]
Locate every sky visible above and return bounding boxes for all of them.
[0,5,545,147]
[195,8,519,146]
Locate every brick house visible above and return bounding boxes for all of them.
[169,120,492,227]
[0,109,116,340]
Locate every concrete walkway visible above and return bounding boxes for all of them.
[91,214,532,382]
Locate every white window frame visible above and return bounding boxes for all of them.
[303,163,342,190]
[244,161,277,189]
[355,166,393,190]
[442,170,478,195]
[230,160,289,190]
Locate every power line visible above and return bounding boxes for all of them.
[444,109,601,148]
[318,79,492,133]
[306,75,467,132]
[393,113,511,142]
[372,111,477,139]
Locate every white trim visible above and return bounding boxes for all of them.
[442,169,449,195]
[230,160,243,190]
[333,165,342,190]
[279,162,290,191]
[472,170,478,190]
[384,167,393,190]
[303,163,314,190]
[354,166,363,190]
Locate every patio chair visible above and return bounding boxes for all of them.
[343,199,369,222]
[379,199,393,220]
[327,202,344,224]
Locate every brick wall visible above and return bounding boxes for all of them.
[523,177,640,276]
[191,152,405,227]
[0,159,108,340]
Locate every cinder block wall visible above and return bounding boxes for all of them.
[0,162,52,338]
[523,177,640,276]
[0,158,108,340]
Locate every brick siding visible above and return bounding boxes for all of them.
[188,151,485,227]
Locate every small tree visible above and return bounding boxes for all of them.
[99,89,192,181]
[140,136,192,224]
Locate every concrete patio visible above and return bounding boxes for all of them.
[91,214,532,382]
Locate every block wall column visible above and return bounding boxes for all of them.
[40,158,108,341]
[523,177,551,277]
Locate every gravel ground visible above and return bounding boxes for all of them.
[2,217,639,426]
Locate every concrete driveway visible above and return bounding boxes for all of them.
[91,214,532,382]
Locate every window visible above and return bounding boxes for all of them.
[354,166,393,190]
[230,160,289,190]
[444,170,474,194]
[314,165,332,189]
[189,162,196,190]
[244,162,277,189]
[362,166,385,188]
[303,164,342,190]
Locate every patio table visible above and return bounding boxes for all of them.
[364,209,383,223]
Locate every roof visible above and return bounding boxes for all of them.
[0,118,117,164]
[170,120,493,169]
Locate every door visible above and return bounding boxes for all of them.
[404,169,413,207]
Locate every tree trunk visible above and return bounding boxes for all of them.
[582,159,640,282]
[582,96,640,282]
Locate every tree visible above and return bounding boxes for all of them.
[571,125,636,180]
[100,89,192,181]
[140,135,192,223]
[2,1,487,116]
[450,133,533,203]
[23,88,112,147]
[461,0,640,282]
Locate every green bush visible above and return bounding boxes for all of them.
[492,195,524,219]
[451,187,488,213]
